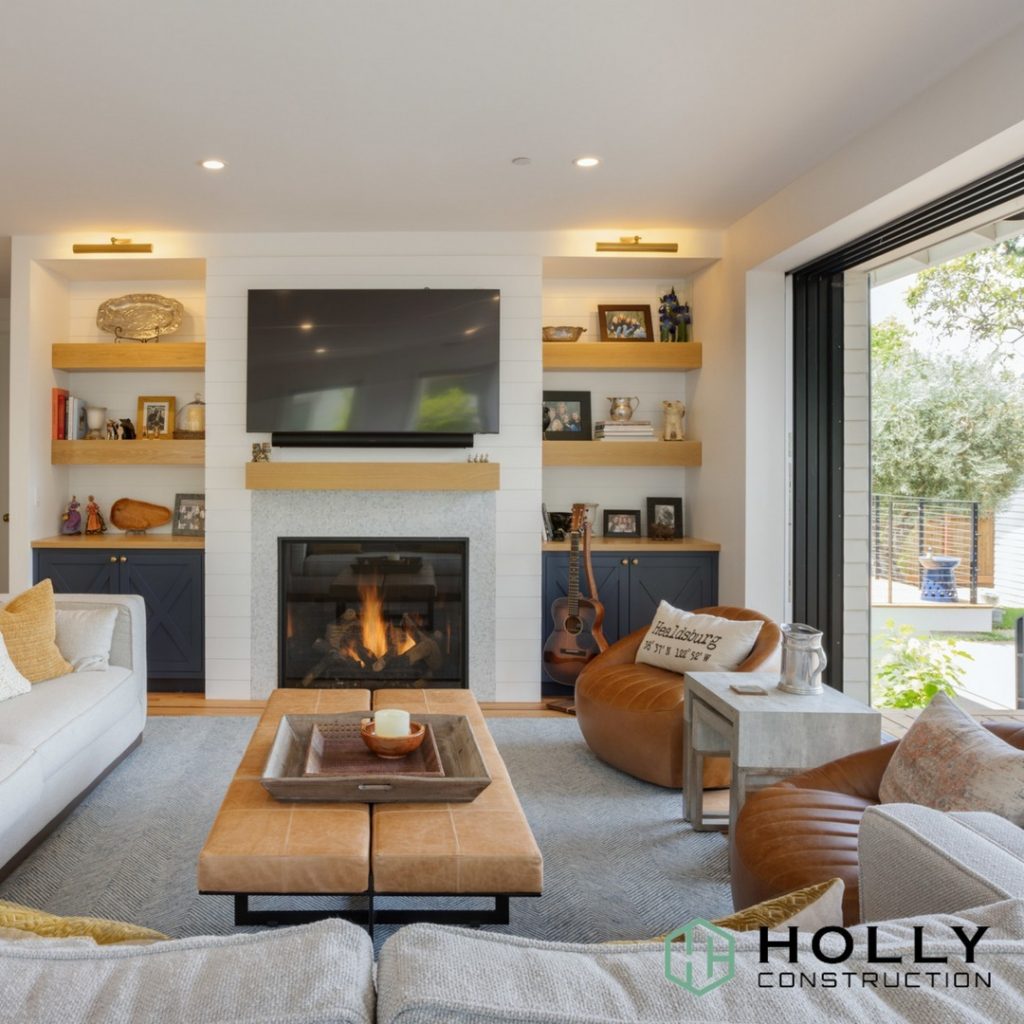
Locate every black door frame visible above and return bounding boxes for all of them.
[789,155,1024,692]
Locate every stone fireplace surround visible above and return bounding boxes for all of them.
[251,490,496,700]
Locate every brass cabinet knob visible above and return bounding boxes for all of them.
[632,558,639,566]
[119,555,128,563]
[109,555,117,563]
[620,558,628,565]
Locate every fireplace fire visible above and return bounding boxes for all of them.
[279,538,467,690]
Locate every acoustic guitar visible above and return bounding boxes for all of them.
[542,503,608,687]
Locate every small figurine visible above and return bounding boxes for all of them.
[61,495,82,535]
[658,288,692,343]
[84,495,107,535]
[106,419,118,440]
[252,442,270,463]
[119,418,136,440]
[662,400,686,441]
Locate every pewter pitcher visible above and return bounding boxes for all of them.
[777,623,827,695]
[606,396,640,422]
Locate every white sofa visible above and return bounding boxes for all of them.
[0,594,147,878]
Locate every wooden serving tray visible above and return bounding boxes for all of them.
[302,720,444,778]
[261,712,492,803]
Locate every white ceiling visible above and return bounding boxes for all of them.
[1,0,1023,257]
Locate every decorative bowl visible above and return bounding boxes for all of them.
[97,293,184,342]
[542,326,586,343]
[360,719,426,759]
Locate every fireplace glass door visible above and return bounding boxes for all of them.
[279,538,468,689]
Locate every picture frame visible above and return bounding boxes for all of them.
[172,492,206,536]
[603,509,641,538]
[541,502,554,542]
[543,391,592,440]
[137,395,176,440]
[597,304,654,342]
[646,496,684,539]
[548,511,572,541]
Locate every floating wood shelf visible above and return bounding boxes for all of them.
[52,342,206,372]
[51,440,204,465]
[542,536,720,552]
[32,534,204,550]
[245,461,501,492]
[543,440,700,467]
[543,341,701,371]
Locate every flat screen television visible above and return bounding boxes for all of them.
[247,289,500,446]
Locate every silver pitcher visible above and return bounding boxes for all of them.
[777,623,827,695]
[606,396,640,422]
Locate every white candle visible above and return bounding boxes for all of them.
[374,709,410,738]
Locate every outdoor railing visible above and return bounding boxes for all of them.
[872,494,980,605]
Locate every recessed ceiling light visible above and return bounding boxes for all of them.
[574,156,600,168]
[314,347,327,355]
[199,158,226,171]
[299,322,315,331]
[511,156,532,166]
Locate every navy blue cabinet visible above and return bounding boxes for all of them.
[541,548,718,689]
[34,547,205,690]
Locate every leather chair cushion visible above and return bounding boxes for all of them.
[577,663,686,713]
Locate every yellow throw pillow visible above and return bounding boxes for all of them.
[609,878,845,944]
[0,580,73,683]
[0,899,167,945]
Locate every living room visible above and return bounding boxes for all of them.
[3,3,1024,1022]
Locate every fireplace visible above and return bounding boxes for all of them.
[279,538,468,689]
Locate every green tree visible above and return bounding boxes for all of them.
[872,349,1024,512]
[905,238,1024,364]
[871,315,912,367]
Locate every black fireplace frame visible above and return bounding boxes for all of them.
[277,536,470,690]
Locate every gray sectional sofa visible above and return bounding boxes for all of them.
[0,594,146,878]
[2,803,1023,1023]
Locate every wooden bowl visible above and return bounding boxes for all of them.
[360,719,426,759]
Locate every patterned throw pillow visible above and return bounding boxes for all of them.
[879,692,1024,824]
[0,899,167,945]
[0,633,31,703]
[0,580,72,683]
[635,600,763,674]
[609,878,844,943]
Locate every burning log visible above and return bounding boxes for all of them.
[400,614,443,670]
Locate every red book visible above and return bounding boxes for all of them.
[51,388,60,439]
[56,390,68,440]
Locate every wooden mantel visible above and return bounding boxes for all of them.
[245,461,501,492]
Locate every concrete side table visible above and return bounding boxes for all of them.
[682,671,881,835]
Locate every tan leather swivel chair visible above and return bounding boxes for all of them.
[574,606,781,789]
[731,721,1024,925]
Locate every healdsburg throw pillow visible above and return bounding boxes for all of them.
[879,692,1024,825]
[55,606,119,672]
[0,633,31,703]
[635,601,763,674]
[0,580,72,683]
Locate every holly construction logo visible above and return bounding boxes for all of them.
[664,919,736,995]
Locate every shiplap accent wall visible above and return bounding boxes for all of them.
[542,277,693,533]
[843,270,871,703]
[202,252,543,700]
[61,279,206,532]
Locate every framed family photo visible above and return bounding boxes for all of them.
[543,391,592,440]
[603,509,641,538]
[597,304,654,341]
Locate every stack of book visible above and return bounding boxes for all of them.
[594,420,656,441]
[50,388,89,440]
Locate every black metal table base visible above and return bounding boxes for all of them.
[232,892,517,937]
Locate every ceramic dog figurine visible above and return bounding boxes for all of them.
[662,400,686,440]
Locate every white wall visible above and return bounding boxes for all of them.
[995,488,1024,608]
[0,297,9,591]
[694,24,1024,672]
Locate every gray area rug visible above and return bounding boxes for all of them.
[0,716,731,945]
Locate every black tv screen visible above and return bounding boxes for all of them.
[247,289,500,441]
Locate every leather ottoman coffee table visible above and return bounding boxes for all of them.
[198,688,543,934]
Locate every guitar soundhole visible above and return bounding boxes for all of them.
[564,615,583,636]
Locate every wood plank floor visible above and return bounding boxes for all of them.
[147,693,564,718]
